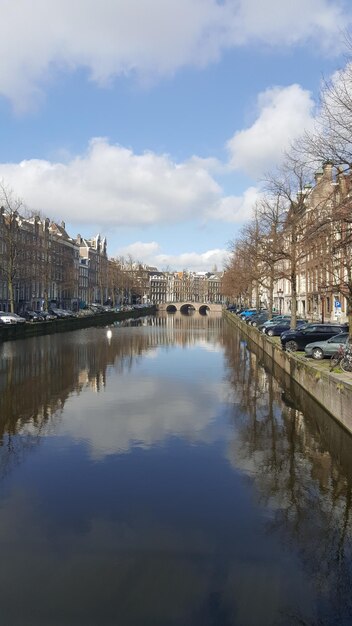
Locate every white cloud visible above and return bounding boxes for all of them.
[227,84,316,177]
[116,241,226,271]
[226,0,346,50]
[0,137,259,228]
[0,0,348,109]
[0,138,223,227]
[209,187,261,222]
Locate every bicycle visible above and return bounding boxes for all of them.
[330,343,346,370]
[341,345,352,373]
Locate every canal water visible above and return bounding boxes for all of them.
[0,313,352,625]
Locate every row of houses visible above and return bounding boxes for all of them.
[0,208,224,312]
[0,208,109,312]
[148,270,224,304]
[254,162,352,324]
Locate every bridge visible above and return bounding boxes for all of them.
[157,302,223,314]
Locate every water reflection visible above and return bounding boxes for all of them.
[0,314,224,467]
[223,325,352,625]
[0,315,352,624]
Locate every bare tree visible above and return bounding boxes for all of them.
[264,157,314,328]
[255,194,285,318]
[0,185,28,312]
[224,237,256,308]
[300,55,352,168]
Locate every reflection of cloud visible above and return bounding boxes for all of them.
[59,374,223,459]
[143,349,159,359]
[195,339,222,353]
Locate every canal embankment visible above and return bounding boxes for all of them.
[224,310,352,435]
[0,306,156,342]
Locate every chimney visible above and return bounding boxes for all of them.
[322,160,334,179]
[337,166,347,197]
[314,167,323,183]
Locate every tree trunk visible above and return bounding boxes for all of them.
[8,278,14,313]
[255,280,260,312]
[291,269,297,329]
[268,272,274,319]
[44,288,49,312]
[347,301,352,340]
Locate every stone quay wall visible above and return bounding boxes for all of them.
[0,306,156,342]
[224,310,352,435]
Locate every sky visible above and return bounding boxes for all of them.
[0,0,350,271]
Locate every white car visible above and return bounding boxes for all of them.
[0,312,26,324]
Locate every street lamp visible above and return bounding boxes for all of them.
[277,288,283,314]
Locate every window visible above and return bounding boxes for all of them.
[330,334,348,343]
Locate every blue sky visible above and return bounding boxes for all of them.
[0,0,350,270]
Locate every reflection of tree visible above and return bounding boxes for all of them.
[0,313,223,480]
[222,324,352,624]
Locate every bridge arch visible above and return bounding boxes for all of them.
[199,305,210,315]
[180,303,196,314]
[158,302,223,313]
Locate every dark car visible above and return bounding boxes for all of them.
[49,307,70,318]
[38,311,56,321]
[24,310,44,322]
[264,319,307,336]
[281,323,349,351]
[248,313,269,326]
[259,315,292,332]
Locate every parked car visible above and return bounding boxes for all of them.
[0,311,26,324]
[37,310,56,321]
[247,313,269,326]
[240,309,257,320]
[281,323,349,352]
[304,333,350,360]
[259,315,291,332]
[49,307,71,318]
[89,304,106,313]
[23,310,44,322]
[264,319,308,337]
[241,309,268,321]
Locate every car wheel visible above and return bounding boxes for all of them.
[285,340,298,352]
[252,321,257,327]
[312,347,324,360]
[267,329,274,336]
